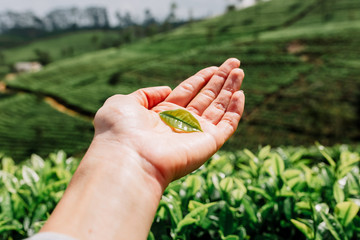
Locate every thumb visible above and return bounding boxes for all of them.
[129,86,172,109]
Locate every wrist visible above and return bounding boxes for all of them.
[88,137,168,192]
[41,139,165,240]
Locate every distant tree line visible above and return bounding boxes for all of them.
[0,3,190,68]
[0,7,110,33]
[0,4,187,36]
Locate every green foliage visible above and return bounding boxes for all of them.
[151,144,360,239]
[0,151,79,239]
[0,144,359,239]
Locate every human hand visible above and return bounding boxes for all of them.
[40,58,245,240]
[93,58,245,187]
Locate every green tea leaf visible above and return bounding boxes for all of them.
[188,200,203,212]
[31,204,47,223]
[267,153,284,177]
[333,182,345,204]
[160,197,182,225]
[147,231,155,240]
[184,175,203,196]
[0,171,18,193]
[283,169,304,189]
[22,166,39,195]
[283,169,303,180]
[258,145,271,160]
[161,190,183,225]
[0,192,13,219]
[335,201,360,227]
[295,201,312,210]
[291,219,314,239]
[177,202,217,233]
[289,149,305,163]
[273,153,285,176]
[159,109,202,132]
[220,177,234,193]
[319,211,345,240]
[244,149,259,163]
[31,154,45,171]
[1,157,16,174]
[316,142,336,167]
[219,201,236,235]
[242,196,258,223]
[231,188,246,201]
[315,203,329,215]
[176,217,197,233]
[222,235,240,240]
[339,151,360,169]
[247,186,272,201]
[259,202,275,220]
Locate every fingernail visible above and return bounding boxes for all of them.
[239,90,244,95]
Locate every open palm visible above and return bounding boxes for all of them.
[93,58,245,186]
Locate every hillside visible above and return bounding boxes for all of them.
[0,30,121,69]
[1,0,360,160]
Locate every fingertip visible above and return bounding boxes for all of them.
[160,86,173,95]
[218,58,240,76]
[229,90,245,115]
[226,58,241,68]
[240,68,245,77]
[238,89,245,98]
[238,68,245,78]
[230,68,245,80]
[208,66,219,71]
[197,66,219,77]
[237,89,245,105]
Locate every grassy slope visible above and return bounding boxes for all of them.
[1,30,121,66]
[1,0,360,160]
[0,94,93,159]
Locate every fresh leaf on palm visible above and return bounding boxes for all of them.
[159,109,203,132]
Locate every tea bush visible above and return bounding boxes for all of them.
[0,144,359,239]
[0,151,78,239]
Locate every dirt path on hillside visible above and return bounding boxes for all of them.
[43,96,93,121]
[0,77,93,121]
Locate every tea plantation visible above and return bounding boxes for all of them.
[0,0,359,239]
[1,0,359,160]
[0,144,359,239]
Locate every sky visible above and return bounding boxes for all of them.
[0,0,255,24]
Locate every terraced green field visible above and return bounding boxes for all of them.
[1,30,121,66]
[0,94,93,160]
[1,0,360,160]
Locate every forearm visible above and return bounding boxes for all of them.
[41,140,164,240]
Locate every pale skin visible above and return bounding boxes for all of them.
[40,58,245,240]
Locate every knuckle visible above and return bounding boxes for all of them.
[202,88,217,100]
[221,88,233,98]
[181,82,195,93]
[216,68,228,79]
[213,102,227,112]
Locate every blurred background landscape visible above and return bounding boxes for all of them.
[0,0,359,161]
